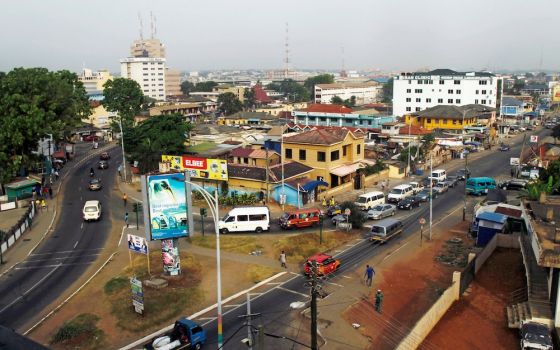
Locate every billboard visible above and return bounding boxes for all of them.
[162,239,181,276]
[147,173,189,240]
[131,277,144,314]
[127,234,148,255]
[162,155,228,181]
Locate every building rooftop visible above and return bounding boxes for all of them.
[227,161,313,183]
[185,142,239,158]
[526,196,560,268]
[399,69,495,78]
[502,96,524,107]
[297,104,353,114]
[283,128,359,146]
[223,111,277,120]
[315,82,380,90]
[412,104,496,119]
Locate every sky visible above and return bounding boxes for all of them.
[1,0,559,74]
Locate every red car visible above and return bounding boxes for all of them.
[83,135,100,142]
[303,253,341,276]
[99,152,110,160]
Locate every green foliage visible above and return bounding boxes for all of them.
[217,92,243,115]
[398,146,422,162]
[244,87,256,108]
[519,176,559,200]
[552,125,560,141]
[0,68,90,184]
[219,192,258,206]
[101,78,144,129]
[104,276,129,295]
[304,74,334,94]
[331,95,356,107]
[180,81,219,95]
[331,96,344,104]
[51,313,105,348]
[124,114,192,173]
[382,78,394,103]
[339,201,367,229]
[267,79,310,102]
[180,81,194,95]
[363,160,387,175]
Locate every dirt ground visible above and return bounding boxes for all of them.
[422,248,525,350]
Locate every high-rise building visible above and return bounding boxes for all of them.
[393,69,500,117]
[120,57,166,101]
[165,68,182,97]
[130,38,165,58]
[78,69,113,94]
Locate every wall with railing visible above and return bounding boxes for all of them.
[0,201,36,255]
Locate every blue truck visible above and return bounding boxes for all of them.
[144,318,206,350]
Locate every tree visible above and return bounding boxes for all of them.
[266,79,310,102]
[513,79,525,94]
[102,78,144,129]
[124,114,192,173]
[180,81,194,95]
[244,87,256,109]
[331,96,344,104]
[382,78,393,103]
[0,68,90,184]
[192,81,218,92]
[304,74,334,94]
[217,92,243,115]
[338,201,367,229]
[552,125,560,143]
[331,95,356,108]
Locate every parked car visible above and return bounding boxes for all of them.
[545,122,555,129]
[326,205,342,217]
[354,191,385,211]
[416,189,438,202]
[428,169,447,182]
[499,144,510,151]
[433,182,449,194]
[83,134,100,142]
[526,125,535,131]
[387,184,414,203]
[408,181,424,194]
[304,253,340,277]
[466,177,497,195]
[331,213,349,225]
[367,204,396,220]
[99,152,110,160]
[520,321,553,350]
[455,168,471,180]
[279,208,321,230]
[499,179,529,191]
[98,160,109,169]
[88,178,102,191]
[445,176,459,188]
[397,196,422,210]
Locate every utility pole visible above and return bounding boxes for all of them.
[519,133,527,166]
[238,293,261,349]
[462,152,468,221]
[310,260,318,350]
[429,155,433,241]
[265,146,270,203]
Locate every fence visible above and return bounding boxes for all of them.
[0,201,36,255]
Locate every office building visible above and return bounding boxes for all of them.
[78,69,113,94]
[120,57,166,101]
[130,38,165,58]
[314,82,381,105]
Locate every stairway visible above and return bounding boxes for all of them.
[506,302,532,328]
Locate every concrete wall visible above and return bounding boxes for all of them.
[396,272,461,350]
[475,233,520,274]
[320,170,389,199]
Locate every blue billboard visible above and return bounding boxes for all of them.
[147,173,189,240]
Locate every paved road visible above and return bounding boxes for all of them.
[0,143,121,331]
[196,128,550,349]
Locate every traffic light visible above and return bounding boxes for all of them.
[133,203,143,213]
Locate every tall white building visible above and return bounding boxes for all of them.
[314,82,381,105]
[120,57,166,101]
[392,69,500,117]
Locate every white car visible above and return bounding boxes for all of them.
[83,200,102,221]
[433,182,449,194]
[408,182,424,194]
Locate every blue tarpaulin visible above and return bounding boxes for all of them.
[300,180,329,192]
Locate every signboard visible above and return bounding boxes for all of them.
[127,234,148,255]
[162,239,181,276]
[162,155,228,181]
[147,173,189,240]
[419,218,426,225]
[530,135,538,143]
[130,277,144,314]
[510,157,520,166]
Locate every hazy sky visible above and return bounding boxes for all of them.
[1,0,559,73]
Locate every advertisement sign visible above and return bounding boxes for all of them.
[127,234,148,255]
[510,157,520,166]
[161,155,228,181]
[530,135,539,143]
[162,239,181,276]
[130,277,144,314]
[147,174,189,240]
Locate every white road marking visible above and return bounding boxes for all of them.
[23,253,101,263]
[118,226,126,247]
[342,275,352,279]
[266,282,283,285]
[276,286,310,298]
[15,262,91,270]
[382,242,410,262]
[196,317,217,321]
[223,304,241,308]
[326,282,344,287]
[30,248,103,256]
[80,223,84,230]
[73,241,79,249]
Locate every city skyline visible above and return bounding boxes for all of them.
[1,0,559,73]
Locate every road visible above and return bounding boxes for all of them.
[0,142,121,331]
[195,128,550,350]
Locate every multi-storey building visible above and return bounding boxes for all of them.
[165,68,182,97]
[393,69,500,117]
[78,69,113,94]
[292,104,395,129]
[120,57,166,101]
[314,82,381,105]
[130,38,165,58]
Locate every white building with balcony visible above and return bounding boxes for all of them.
[393,69,500,117]
[120,57,166,101]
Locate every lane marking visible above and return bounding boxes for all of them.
[326,282,344,287]
[196,317,217,321]
[15,262,92,270]
[266,282,283,285]
[73,241,79,249]
[80,223,84,230]
[342,275,352,279]
[30,248,104,256]
[23,253,101,263]
[118,226,126,247]
[223,304,241,308]
[276,286,310,298]
[382,242,410,262]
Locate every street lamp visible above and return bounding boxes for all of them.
[118,115,127,182]
[184,179,224,348]
[407,117,412,177]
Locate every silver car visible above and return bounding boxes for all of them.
[434,182,449,194]
[367,204,396,220]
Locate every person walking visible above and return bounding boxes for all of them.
[125,212,129,228]
[48,187,53,198]
[123,193,128,208]
[329,196,335,207]
[54,170,59,181]
[322,197,327,207]
[364,265,375,287]
[375,289,384,313]
[279,250,287,268]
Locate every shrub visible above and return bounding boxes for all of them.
[51,313,104,348]
[339,201,367,229]
[104,276,129,295]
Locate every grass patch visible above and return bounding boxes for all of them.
[104,276,129,295]
[190,236,263,255]
[273,231,358,263]
[246,265,275,284]
[50,313,105,349]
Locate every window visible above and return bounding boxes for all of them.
[489,100,492,105]
[308,117,316,121]
[317,151,326,162]
[481,99,486,104]
[454,80,460,85]
[249,214,266,221]
[237,215,249,222]
[406,107,412,111]
[427,80,433,84]
[448,89,453,94]
[427,118,432,123]
[475,99,479,104]
[243,157,249,164]
[415,107,421,111]
[438,98,443,103]
[456,99,461,104]
[408,80,412,84]
[476,90,479,94]
[479,80,488,85]
[456,90,461,94]
[426,98,432,103]
[406,89,411,93]
[489,90,492,95]
[320,117,327,122]
[447,99,453,103]
[406,98,411,102]
[439,80,444,84]
[482,90,487,94]
[331,150,340,161]
[285,148,292,159]
[357,144,361,154]
[414,89,423,93]
[416,98,421,102]
[444,119,448,124]
[299,149,306,161]
[418,80,423,84]
[453,120,457,125]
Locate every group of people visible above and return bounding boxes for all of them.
[321,196,337,207]
[364,264,383,313]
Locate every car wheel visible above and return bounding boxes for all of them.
[391,211,395,216]
[220,228,229,234]
[255,227,263,233]
[194,343,202,350]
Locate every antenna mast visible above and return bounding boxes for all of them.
[150,11,155,39]
[284,22,290,79]
[138,12,144,40]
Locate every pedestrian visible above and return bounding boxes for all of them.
[375,289,384,313]
[510,167,514,178]
[42,186,48,198]
[329,196,335,207]
[125,212,129,228]
[381,181,385,191]
[32,188,37,200]
[123,193,128,208]
[48,187,53,198]
[54,170,59,181]
[41,199,47,212]
[279,250,287,268]
[364,264,375,287]
[322,197,327,207]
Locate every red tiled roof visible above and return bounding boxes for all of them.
[298,104,353,114]
[253,84,272,104]
[284,128,358,145]
[287,123,367,135]
[230,147,254,158]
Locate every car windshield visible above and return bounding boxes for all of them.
[389,189,401,194]
[371,226,384,233]
[357,197,367,203]
[84,206,98,212]
[280,213,289,219]
[90,179,100,184]
[372,205,384,211]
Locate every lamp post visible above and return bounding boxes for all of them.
[407,117,412,177]
[429,154,433,241]
[462,151,468,221]
[184,179,223,348]
[118,115,127,182]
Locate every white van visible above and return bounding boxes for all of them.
[218,206,270,234]
[428,169,447,182]
[387,184,414,203]
[354,191,385,210]
[83,200,102,221]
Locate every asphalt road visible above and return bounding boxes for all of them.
[196,128,551,350]
[0,142,121,331]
